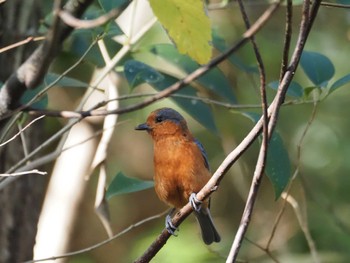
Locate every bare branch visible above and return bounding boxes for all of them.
[226,0,271,261]
[0,115,45,147]
[0,169,47,177]
[26,210,167,263]
[281,193,320,263]
[134,4,283,262]
[59,1,130,29]
[0,36,45,54]
[227,0,322,262]
[279,0,293,82]
[320,1,350,8]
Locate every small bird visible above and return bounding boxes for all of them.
[135,107,220,245]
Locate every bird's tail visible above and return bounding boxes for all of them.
[194,207,221,245]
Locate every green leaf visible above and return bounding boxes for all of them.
[243,112,291,199]
[69,6,123,67]
[303,86,319,98]
[265,131,291,199]
[20,87,48,109]
[300,51,335,87]
[106,172,154,199]
[124,60,164,89]
[124,60,217,133]
[149,0,212,64]
[98,0,129,12]
[268,80,303,98]
[281,0,304,5]
[329,73,350,94]
[151,44,236,103]
[212,32,258,74]
[44,73,89,88]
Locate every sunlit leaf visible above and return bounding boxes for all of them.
[106,172,154,199]
[329,73,350,94]
[243,112,291,199]
[300,51,335,87]
[124,60,217,133]
[151,44,236,103]
[268,80,303,98]
[149,0,212,64]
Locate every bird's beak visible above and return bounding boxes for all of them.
[135,123,150,131]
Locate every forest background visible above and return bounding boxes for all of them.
[1,0,350,262]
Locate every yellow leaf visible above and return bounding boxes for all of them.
[149,0,212,64]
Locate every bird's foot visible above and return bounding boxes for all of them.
[165,214,178,236]
[189,193,202,212]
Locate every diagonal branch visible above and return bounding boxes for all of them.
[134,3,281,263]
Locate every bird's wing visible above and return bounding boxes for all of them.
[194,139,210,171]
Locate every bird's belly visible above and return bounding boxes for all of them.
[153,139,210,208]
[154,163,188,208]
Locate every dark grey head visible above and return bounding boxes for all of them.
[135,108,188,135]
[153,108,185,124]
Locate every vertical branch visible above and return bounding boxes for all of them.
[226,0,271,261]
[279,0,293,82]
[227,0,322,262]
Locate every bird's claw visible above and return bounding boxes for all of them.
[189,193,202,212]
[165,214,178,236]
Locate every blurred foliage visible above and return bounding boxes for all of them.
[30,0,350,262]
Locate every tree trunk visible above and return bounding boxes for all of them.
[0,1,48,262]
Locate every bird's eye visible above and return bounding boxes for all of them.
[155,116,163,123]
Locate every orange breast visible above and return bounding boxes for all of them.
[153,137,211,208]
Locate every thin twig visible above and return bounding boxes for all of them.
[0,0,94,118]
[281,193,320,263]
[320,1,350,8]
[227,0,321,262]
[134,3,282,263]
[0,36,45,53]
[0,35,101,121]
[226,1,270,261]
[0,169,47,177]
[58,1,130,29]
[245,238,280,263]
[266,101,318,250]
[0,6,156,188]
[0,115,45,147]
[25,210,168,263]
[27,0,279,121]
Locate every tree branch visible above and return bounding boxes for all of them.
[58,1,131,29]
[226,0,271,261]
[227,1,322,262]
[0,0,94,118]
[134,3,281,263]
[25,210,167,263]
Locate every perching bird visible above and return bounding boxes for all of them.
[135,107,220,245]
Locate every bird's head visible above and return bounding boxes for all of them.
[135,108,190,139]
